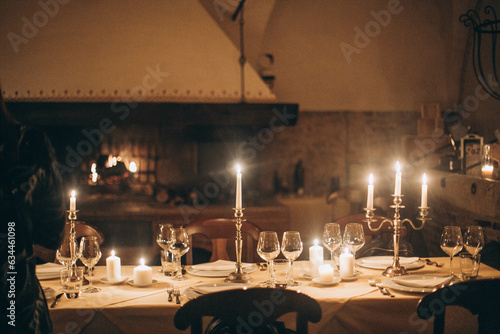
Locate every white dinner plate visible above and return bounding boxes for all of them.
[186,264,258,277]
[383,276,459,294]
[391,275,455,289]
[356,257,425,270]
[311,277,341,286]
[183,283,250,299]
[36,263,65,280]
[100,276,129,285]
[127,279,158,287]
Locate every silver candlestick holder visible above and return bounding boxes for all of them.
[225,207,253,283]
[364,195,430,277]
[67,209,79,271]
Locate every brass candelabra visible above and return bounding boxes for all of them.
[67,209,79,271]
[225,207,252,283]
[364,195,430,277]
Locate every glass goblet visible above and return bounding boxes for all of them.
[56,237,78,270]
[323,223,342,270]
[464,226,484,256]
[78,236,102,293]
[157,223,173,272]
[257,231,280,287]
[168,227,190,281]
[440,226,463,276]
[343,223,365,258]
[281,231,303,286]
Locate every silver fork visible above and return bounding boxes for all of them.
[376,281,395,298]
[368,279,387,296]
[173,288,181,304]
[166,283,174,302]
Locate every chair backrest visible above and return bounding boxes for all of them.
[417,279,500,334]
[184,218,261,264]
[63,222,105,245]
[174,288,322,334]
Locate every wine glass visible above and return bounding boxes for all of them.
[168,227,190,280]
[464,226,484,256]
[56,237,78,270]
[281,231,303,286]
[78,236,102,293]
[257,231,280,287]
[343,223,365,258]
[440,226,463,276]
[157,223,173,272]
[323,223,342,270]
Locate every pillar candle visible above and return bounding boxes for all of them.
[421,173,428,207]
[318,264,334,282]
[394,161,402,196]
[106,250,121,281]
[134,258,152,285]
[367,174,374,210]
[481,165,494,178]
[309,239,323,278]
[339,248,354,277]
[70,190,76,211]
[235,164,242,209]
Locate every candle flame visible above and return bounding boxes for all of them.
[314,239,319,246]
[129,161,137,173]
[369,173,374,185]
[71,190,76,197]
[140,258,145,266]
[396,161,401,173]
[91,163,97,173]
[111,250,115,257]
[343,247,350,254]
[236,164,241,174]
[423,173,427,185]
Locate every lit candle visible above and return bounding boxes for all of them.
[394,161,402,196]
[106,250,121,281]
[309,239,324,278]
[421,173,428,208]
[481,165,494,178]
[339,248,354,277]
[318,264,334,282]
[235,164,242,209]
[70,190,76,211]
[367,174,374,210]
[133,258,152,286]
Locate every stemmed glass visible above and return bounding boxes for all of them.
[323,223,342,270]
[281,231,303,286]
[257,231,280,287]
[78,236,102,293]
[343,223,365,259]
[168,227,190,281]
[157,223,174,272]
[464,226,484,256]
[440,226,463,276]
[56,237,78,270]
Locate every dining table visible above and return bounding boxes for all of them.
[39,257,500,334]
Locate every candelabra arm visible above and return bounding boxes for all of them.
[364,208,393,232]
[401,218,425,231]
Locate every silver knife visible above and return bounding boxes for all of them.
[50,293,63,308]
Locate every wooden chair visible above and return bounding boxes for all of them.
[417,279,500,334]
[174,288,322,334]
[184,218,261,265]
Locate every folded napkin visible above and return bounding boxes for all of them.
[36,263,64,279]
[392,275,453,288]
[191,260,252,271]
[360,256,419,266]
[192,284,247,294]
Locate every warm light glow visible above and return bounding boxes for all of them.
[91,163,97,173]
[314,239,319,247]
[369,173,374,185]
[140,258,145,266]
[129,161,138,173]
[482,165,494,172]
[111,250,115,257]
[343,247,350,254]
[71,190,76,197]
[236,164,241,174]
[396,161,401,172]
[92,172,98,183]
[423,173,427,185]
